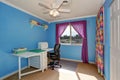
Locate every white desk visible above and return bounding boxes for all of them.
[13,50,45,79]
[13,48,53,80]
[41,48,53,51]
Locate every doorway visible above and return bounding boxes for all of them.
[110,0,120,80]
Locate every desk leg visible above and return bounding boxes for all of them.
[18,57,21,80]
[28,58,30,68]
[40,54,44,72]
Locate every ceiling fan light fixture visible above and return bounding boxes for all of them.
[49,9,54,15]
[53,10,59,17]
[39,0,70,17]
[49,9,59,17]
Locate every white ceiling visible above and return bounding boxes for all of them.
[1,0,105,22]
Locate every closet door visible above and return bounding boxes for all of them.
[110,0,120,80]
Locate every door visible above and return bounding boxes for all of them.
[110,0,120,80]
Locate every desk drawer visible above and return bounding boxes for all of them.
[29,56,41,68]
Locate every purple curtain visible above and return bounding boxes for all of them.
[56,23,69,44]
[71,21,88,63]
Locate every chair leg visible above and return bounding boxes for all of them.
[48,60,62,70]
[51,65,54,70]
[54,61,62,68]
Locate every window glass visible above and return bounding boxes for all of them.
[60,25,70,43]
[60,25,82,45]
[71,27,82,44]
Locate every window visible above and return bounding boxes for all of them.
[60,25,82,45]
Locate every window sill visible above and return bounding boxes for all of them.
[61,43,82,46]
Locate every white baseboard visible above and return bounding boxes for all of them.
[0,66,27,80]
[104,76,106,80]
[61,58,82,62]
[61,58,95,64]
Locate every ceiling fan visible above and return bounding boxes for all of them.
[38,0,71,17]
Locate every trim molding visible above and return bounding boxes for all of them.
[0,58,95,79]
[0,0,4,2]
[1,0,97,23]
[61,58,95,64]
[103,0,105,4]
[1,0,48,22]
[49,15,97,23]
[0,1,99,23]
[61,58,83,62]
[0,66,27,80]
[104,76,106,80]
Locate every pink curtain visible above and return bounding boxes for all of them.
[71,21,88,63]
[56,23,69,44]
[56,21,88,63]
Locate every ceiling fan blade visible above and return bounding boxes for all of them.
[43,11,49,14]
[58,9,71,13]
[38,1,52,9]
[52,0,64,9]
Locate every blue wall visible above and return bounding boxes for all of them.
[104,0,112,80]
[0,2,48,78]
[47,17,96,62]
[0,1,110,79]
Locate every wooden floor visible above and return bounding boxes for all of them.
[4,60,104,80]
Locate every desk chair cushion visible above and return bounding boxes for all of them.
[47,44,61,70]
[48,44,60,59]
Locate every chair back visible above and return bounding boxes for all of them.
[54,44,60,55]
